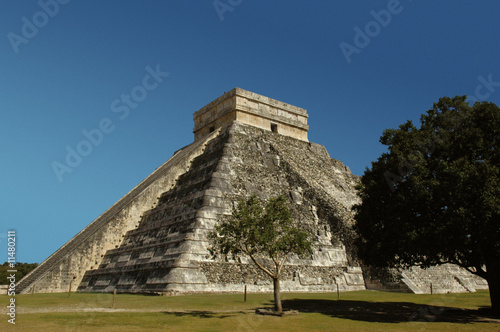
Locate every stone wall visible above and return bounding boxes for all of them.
[362,264,489,294]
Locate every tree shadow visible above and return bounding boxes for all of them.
[279,299,500,324]
[161,310,237,319]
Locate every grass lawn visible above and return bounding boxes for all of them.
[0,290,498,331]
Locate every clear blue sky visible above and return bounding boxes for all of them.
[1,1,499,263]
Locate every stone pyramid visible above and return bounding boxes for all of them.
[17,88,487,295]
[18,88,364,294]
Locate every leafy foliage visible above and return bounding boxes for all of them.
[1,262,39,283]
[354,96,500,312]
[209,195,312,277]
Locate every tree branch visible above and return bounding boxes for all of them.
[248,254,275,278]
[461,265,487,279]
[272,256,279,269]
[277,254,288,277]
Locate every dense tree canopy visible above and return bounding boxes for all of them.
[209,195,312,313]
[354,96,500,313]
[1,262,38,283]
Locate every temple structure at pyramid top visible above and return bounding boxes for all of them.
[193,87,309,142]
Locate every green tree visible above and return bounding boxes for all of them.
[209,195,312,313]
[0,262,39,283]
[354,96,500,314]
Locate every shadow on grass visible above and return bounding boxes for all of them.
[279,299,499,324]
[161,311,237,319]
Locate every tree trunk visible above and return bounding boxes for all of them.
[273,277,282,313]
[486,260,500,315]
